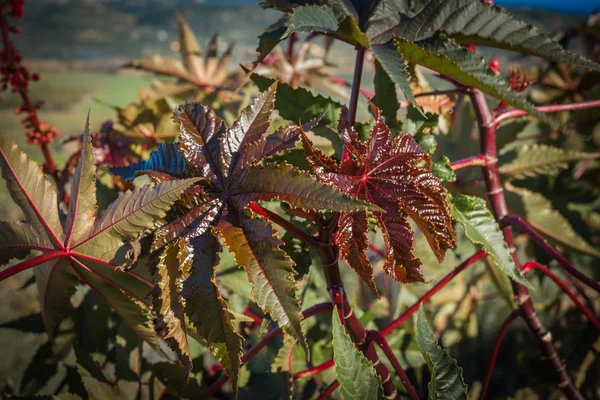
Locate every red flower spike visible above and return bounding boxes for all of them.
[31,73,39,81]
[301,103,456,287]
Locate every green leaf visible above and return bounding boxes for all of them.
[248,71,344,154]
[332,306,382,400]
[152,240,192,375]
[511,188,600,257]
[75,345,138,400]
[217,216,306,350]
[393,33,555,126]
[285,5,369,48]
[74,178,199,262]
[372,57,400,125]
[392,0,599,71]
[371,41,416,107]
[181,232,243,394]
[432,156,456,182]
[0,221,51,265]
[232,162,381,212]
[227,82,278,171]
[450,194,531,288]
[272,335,298,373]
[415,306,467,400]
[70,259,157,347]
[499,144,599,179]
[34,259,80,335]
[64,114,97,246]
[0,134,64,247]
[255,17,288,65]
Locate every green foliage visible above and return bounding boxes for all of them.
[332,307,382,400]
[510,187,600,257]
[451,194,531,287]
[393,33,554,125]
[0,119,195,343]
[391,0,600,71]
[415,306,467,400]
[500,144,599,179]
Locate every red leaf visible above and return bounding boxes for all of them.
[303,102,456,284]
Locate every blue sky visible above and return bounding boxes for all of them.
[496,0,600,15]
[200,0,600,15]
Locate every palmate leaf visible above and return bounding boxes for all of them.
[0,118,197,344]
[499,144,599,180]
[450,194,531,287]
[332,306,382,400]
[126,14,235,88]
[393,33,555,125]
[415,306,467,400]
[217,216,306,350]
[248,71,345,153]
[302,102,456,286]
[182,232,243,394]
[152,240,192,375]
[231,161,377,212]
[389,0,600,71]
[109,85,380,391]
[510,187,600,257]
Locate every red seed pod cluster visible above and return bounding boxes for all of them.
[489,59,500,74]
[508,67,532,93]
[26,121,59,146]
[1,0,57,149]
[9,0,24,19]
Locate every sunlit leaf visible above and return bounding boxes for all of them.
[332,306,382,400]
[450,194,531,287]
[415,306,467,400]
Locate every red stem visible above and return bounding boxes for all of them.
[201,303,333,398]
[504,215,600,294]
[293,359,334,379]
[451,154,487,171]
[367,330,420,400]
[470,88,583,400]
[0,250,66,281]
[318,380,340,400]
[248,203,322,249]
[523,261,600,331]
[479,309,521,400]
[494,99,600,125]
[381,250,486,336]
[346,47,365,127]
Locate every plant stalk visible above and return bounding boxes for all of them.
[479,309,521,400]
[504,215,600,294]
[494,99,600,125]
[470,88,583,400]
[523,261,600,331]
[0,250,66,282]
